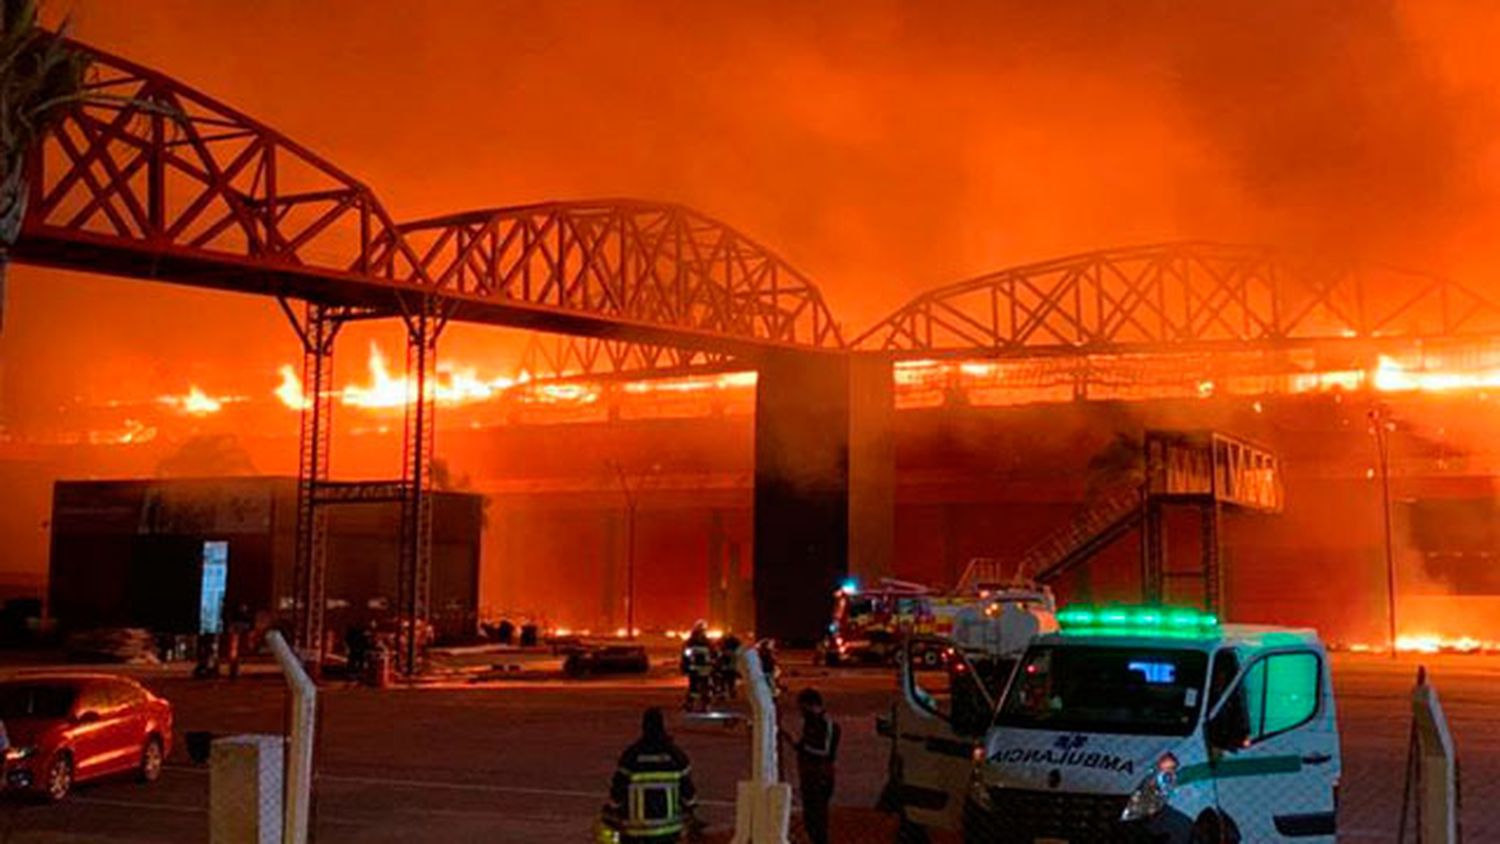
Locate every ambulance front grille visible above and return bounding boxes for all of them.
[983,788,1142,842]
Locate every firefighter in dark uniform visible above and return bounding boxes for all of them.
[785,687,840,844]
[605,708,698,842]
[681,622,715,710]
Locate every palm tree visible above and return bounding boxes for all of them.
[0,0,90,331]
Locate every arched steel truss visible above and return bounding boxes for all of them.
[519,334,736,382]
[16,41,843,355]
[854,242,1500,358]
[381,201,842,353]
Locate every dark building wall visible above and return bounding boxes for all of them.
[48,478,280,634]
[48,477,483,636]
[754,352,850,644]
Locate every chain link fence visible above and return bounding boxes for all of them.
[748,658,1486,844]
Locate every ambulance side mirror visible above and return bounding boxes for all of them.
[1206,706,1249,751]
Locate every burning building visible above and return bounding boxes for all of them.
[12,336,1500,651]
[8,4,1500,653]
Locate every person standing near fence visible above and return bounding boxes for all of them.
[786,687,840,844]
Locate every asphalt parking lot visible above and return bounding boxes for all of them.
[0,652,1491,842]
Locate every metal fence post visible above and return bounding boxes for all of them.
[731,648,790,844]
[1402,666,1460,843]
[267,631,316,844]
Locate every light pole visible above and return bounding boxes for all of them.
[1368,405,1398,657]
[609,461,661,640]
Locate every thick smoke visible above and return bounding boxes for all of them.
[6,1,1499,419]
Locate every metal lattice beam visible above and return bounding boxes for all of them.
[378,201,842,354]
[397,299,445,676]
[855,242,1500,358]
[518,334,738,382]
[16,40,843,358]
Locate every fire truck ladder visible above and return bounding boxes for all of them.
[1021,431,1282,614]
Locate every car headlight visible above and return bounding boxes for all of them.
[1120,753,1178,822]
[4,746,35,763]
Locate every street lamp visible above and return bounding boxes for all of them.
[1368,405,1398,657]
[609,461,661,640]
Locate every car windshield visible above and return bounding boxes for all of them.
[996,644,1209,736]
[0,683,78,720]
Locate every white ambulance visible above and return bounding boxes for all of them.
[899,605,1341,843]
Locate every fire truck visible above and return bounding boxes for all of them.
[817,578,943,667]
[818,560,1055,667]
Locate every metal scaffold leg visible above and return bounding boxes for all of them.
[398,298,446,676]
[281,300,343,662]
[1140,499,1165,605]
[1202,501,1223,615]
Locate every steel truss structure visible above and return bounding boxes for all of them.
[12,38,847,665]
[15,41,844,356]
[277,297,449,671]
[380,202,842,354]
[518,334,736,382]
[397,300,447,675]
[855,242,1500,358]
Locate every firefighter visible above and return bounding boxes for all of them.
[756,638,783,699]
[603,708,698,843]
[784,688,840,844]
[680,622,714,711]
[714,631,742,700]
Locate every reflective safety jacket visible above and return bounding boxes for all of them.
[681,641,714,677]
[610,738,698,838]
[793,712,842,792]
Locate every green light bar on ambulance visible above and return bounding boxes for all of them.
[1057,604,1219,636]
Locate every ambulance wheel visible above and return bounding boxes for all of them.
[895,814,930,844]
[1191,810,1241,844]
[960,798,998,844]
[920,648,941,669]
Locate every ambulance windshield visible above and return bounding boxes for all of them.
[996,645,1208,736]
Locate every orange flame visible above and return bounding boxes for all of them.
[1349,633,1499,654]
[275,365,310,411]
[132,344,1500,425]
[158,385,229,416]
[337,343,524,409]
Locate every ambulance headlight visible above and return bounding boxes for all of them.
[1120,753,1178,822]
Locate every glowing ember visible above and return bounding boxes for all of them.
[1345,633,1500,654]
[158,385,230,416]
[87,419,158,445]
[1373,356,1500,393]
[1394,633,1491,654]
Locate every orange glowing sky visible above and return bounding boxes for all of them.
[7,1,1500,425]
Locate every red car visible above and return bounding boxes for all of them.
[0,674,173,801]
